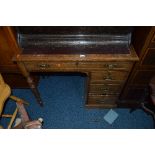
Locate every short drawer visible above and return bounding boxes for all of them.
[78,62,132,70]
[24,61,78,71]
[90,71,128,83]
[89,83,122,95]
[87,95,118,108]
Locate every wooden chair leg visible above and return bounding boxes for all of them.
[10,95,29,105]
[2,114,13,117]
[7,108,18,129]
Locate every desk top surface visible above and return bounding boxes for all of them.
[16,26,133,55]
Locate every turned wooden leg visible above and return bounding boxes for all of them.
[27,76,43,106]
[17,62,44,106]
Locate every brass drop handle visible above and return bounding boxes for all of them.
[101,87,109,95]
[103,75,112,80]
[100,87,109,91]
[99,86,109,91]
[105,64,117,69]
[96,99,105,104]
[38,64,50,69]
[103,71,113,80]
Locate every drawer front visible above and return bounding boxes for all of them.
[87,95,118,107]
[89,83,122,95]
[24,61,78,71]
[142,48,155,66]
[24,61,132,72]
[78,62,132,70]
[90,71,128,83]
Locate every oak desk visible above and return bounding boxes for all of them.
[13,27,139,108]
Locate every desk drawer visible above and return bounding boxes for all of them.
[24,61,132,72]
[78,62,132,70]
[24,61,78,71]
[87,95,118,108]
[90,71,128,83]
[89,83,122,95]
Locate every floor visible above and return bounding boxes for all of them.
[1,74,154,128]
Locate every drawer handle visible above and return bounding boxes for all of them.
[103,75,113,80]
[105,64,118,69]
[100,88,109,91]
[103,71,113,80]
[96,99,105,104]
[38,64,50,68]
[100,88,109,94]
[104,77,112,80]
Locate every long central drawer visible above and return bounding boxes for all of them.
[23,61,132,72]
